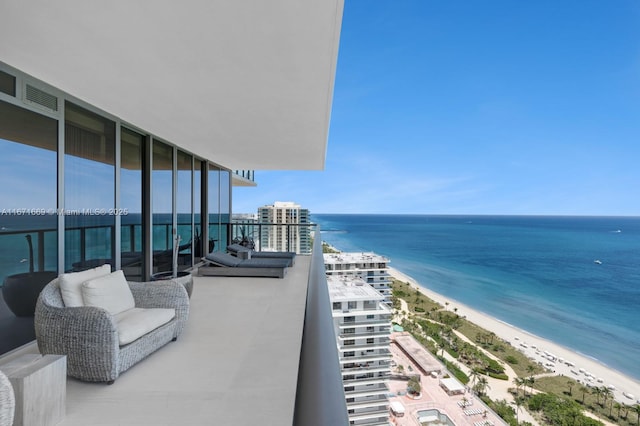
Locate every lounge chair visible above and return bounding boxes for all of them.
[199,252,289,278]
[227,243,296,266]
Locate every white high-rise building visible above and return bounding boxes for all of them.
[258,201,311,254]
[324,252,391,304]
[327,275,392,426]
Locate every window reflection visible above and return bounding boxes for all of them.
[208,164,220,253]
[194,159,202,258]
[0,99,58,353]
[64,102,116,272]
[177,151,192,270]
[120,127,144,280]
[152,140,173,273]
[220,169,231,251]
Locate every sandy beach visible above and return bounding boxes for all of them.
[389,266,640,406]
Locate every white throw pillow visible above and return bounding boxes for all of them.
[114,308,176,346]
[59,264,112,307]
[82,270,135,315]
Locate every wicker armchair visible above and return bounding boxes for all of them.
[34,278,189,383]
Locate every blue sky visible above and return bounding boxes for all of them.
[234,1,640,216]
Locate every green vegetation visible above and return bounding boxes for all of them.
[321,241,340,253]
[407,375,422,395]
[390,278,640,426]
[527,392,604,426]
[456,320,544,378]
[533,377,640,426]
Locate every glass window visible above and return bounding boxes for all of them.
[120,127,144,280]
[64,102,115,272]
[0,100,58,354]
[364,300,377,310]
[176,151,192,269]
[348,301,357,310]
[219,169,230,250]
[152,140,173,273]
[208,164,220,252]
[333,302,342,311]
[193,159,203,257]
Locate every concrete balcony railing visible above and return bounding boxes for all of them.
[344,382,389,396]
[340,352,392,364]
[338,318,391,327]
[341,341,391,351]
[346,396,389,409]
[339,330,390,339]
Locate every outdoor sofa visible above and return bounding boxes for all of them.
[199,252,290,278]
[34,264,190,383]
[226,243,296,266]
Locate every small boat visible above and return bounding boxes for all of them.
[594,260,602,265]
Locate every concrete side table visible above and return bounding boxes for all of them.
[0,354,66,426]
[0,369,14,426]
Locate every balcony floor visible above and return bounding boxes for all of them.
[5,256,310,426]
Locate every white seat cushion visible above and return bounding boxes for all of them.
[82,270,135,315]
[114,308,176,346]
[59,264,111,307]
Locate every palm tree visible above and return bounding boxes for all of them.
[614,402,622,419]
[526,376,535,396]
[513,396,524,425]
[592,386,602,406]
[567,380,574,396]
[601,386,613,409]
[513,377,524,397]
[621,403,629,420]
[469,367,481,387]
[475,377,490,396]
[526,364,537,376]
[633,404,640,426]
[579,385,590,405]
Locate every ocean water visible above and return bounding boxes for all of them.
[313,214,640,381]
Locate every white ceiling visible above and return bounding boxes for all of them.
[0,0,343,171]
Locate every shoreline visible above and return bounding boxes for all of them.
[388,266,640,405]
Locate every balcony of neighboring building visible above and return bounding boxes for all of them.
[346,396,389,411]
[341,363,391,377]
[342,373,390,387]
[340,340,391,352]
[338,315,392,326]
[340,350,392,365]
[347,407,391,425]
[344,381,389,397]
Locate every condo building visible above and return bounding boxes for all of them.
[327,275,393,426]
[0,2,348,425]
[324,252,392,304]
[258,201,312,254]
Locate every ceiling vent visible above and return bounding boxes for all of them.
[24,83,58,112]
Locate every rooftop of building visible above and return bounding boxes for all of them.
[327,275,386,303]
[323,252,390,265]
